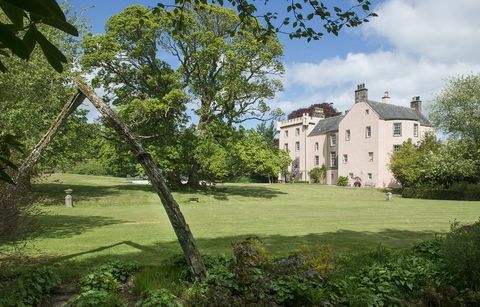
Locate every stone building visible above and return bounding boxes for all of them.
[277,84,434,187]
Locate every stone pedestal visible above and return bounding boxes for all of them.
[65,189,73,208]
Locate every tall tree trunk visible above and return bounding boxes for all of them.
[15,91,86,187]
[75,78,206,280]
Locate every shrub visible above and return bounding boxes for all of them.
[66,290,126,307]
[442,220,480,291]
[136,289,181,307]
[402,187,480,200]
[98,260,139,283]
[0,267,61,306]
[79,271,120,293]
[336,176,348,186]
[67,159,107,176]
[309,165,326,183]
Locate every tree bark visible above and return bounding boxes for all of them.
[15,91,86,187]
[75,78,206,280]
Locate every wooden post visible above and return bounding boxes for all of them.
[74,78,206,280]
[15,91,86,186]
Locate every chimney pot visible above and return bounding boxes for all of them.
[382,91,390,103]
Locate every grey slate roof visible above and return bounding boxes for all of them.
[366,100,432,126]
[308,116,344,136]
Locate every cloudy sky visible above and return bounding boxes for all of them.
[69,0,480,121]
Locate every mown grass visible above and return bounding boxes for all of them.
[11,173,480,285]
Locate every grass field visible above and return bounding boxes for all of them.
[22,173,480,279]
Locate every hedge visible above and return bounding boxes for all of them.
[402,188,480,201]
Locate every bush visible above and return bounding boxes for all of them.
[79,271,120,293]
[98,260,139,283]
[67,159,107,176]
[0,267,61,306]
[442,220,480,291]
[309,165,326,184]
[402,187,480,200]
[136,289,181,307]
[66,290,126,307]
[336,176,348,186]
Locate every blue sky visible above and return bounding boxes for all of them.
[69,0,480,123]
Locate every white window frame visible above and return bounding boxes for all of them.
[368,152,374,162]
[393,145,401,151]
[314,155,319,166]
[285,130,288,137]
[314,142,319,151]
[330,133,337,146]
[295,141,300,152]
[284,143,288,151]
[365,109,370,115]
[330,151,337,168]
[393,123,402,137]
[343,154,348,164]
[349,173,354,179]
[368,173,373,180]
[345,129,351,141]
[295,127,300,136]
[365,126,372,138]
[413,124,419,137]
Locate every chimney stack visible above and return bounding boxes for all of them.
[382,91,390,103]
[355,83,368,104]
[410,96,422,113]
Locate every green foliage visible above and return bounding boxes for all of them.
[79,271,120,293]
[402,187,480,200]
[430,74,480,142]
[442,220,480,291]
[98,260,139,283]
[66,290,126,307]
[0,267,61,306]
[336,176,348,186]
[0,133,23,184]
[136,289,181,307]
[154,0,376,42]
[0,0,78,72]
[68,159,108,176]
[309,165,326,183]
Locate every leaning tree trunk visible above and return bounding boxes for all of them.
[15,91,86,188]
[75,78,206,280]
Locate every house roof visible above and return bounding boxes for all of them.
[366,100,432,126]
[308,115,344,136]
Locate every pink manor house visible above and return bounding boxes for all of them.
[277,84,435,188]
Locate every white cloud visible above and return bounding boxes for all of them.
[273,0,480,117]
[363,0,480,63]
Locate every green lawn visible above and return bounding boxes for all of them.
[21,173,480,277]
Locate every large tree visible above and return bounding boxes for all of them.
[430,74,480,143]
[157,4,284,130]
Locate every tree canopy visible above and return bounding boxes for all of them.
[430,74,480,142]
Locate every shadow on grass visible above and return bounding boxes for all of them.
[174,185,287,200]
[32,183,130,206]
[32,228,440,281]
[33,182,287,205]
[30,214,128,239]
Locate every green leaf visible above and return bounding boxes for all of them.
[42,18,79,36]
[0,23,29,59]
[0,169,15,184]
[0,0,24,28]
[0,59,6,72]
[33,30,66,72]
[22,26,37,56]
[33,29,67,63]
[3,0,66,20]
